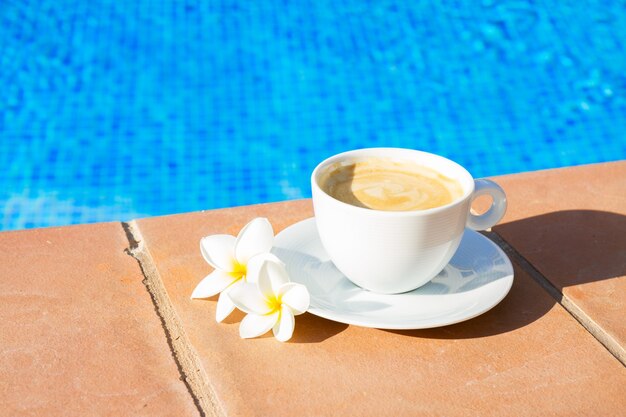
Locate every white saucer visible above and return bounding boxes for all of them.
[272,218,514,329]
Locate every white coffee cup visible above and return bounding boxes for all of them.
[311,148,507,294]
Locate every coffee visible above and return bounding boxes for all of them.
[319,157,463,211]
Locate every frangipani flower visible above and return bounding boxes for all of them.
[229,257,310,342]
[191,218,274,322]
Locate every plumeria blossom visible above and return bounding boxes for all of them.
[191,218,274,322]
[228,257,310,342]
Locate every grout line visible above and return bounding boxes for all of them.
[122,221,225,417]
[483,231,625,367]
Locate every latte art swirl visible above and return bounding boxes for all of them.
[320,158,464,211]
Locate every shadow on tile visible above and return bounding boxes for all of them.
[289,313,349,343]
[494,210,626,289]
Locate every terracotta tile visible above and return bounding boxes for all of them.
[135,201,626,417]
[483,161,626,357]
[0,223,198,416]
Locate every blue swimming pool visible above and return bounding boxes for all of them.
[1,1,625,230]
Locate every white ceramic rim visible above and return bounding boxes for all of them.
[311,147,476,217]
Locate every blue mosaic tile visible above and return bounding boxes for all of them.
[1,0,625,230]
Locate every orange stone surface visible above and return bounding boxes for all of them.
[490,161,626,357]
[135,197,626,417]
[0,223,198,416]
[2,163,625,416]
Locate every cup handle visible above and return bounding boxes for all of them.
[466,179,507,231]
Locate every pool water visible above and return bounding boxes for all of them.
[1,1,625,230]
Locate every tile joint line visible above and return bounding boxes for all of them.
[483,230,625,367]
[121,220,225,417]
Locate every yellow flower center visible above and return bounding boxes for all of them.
[267,295,282,313]
[230,261,247,280]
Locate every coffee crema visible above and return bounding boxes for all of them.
[319,157,464,211]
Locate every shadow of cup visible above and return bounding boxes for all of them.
[494,209,626,290]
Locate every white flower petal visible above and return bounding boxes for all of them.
[215,288,237,323]
[258,259,290,299]
[273,307,295,342]
[234,218,274,264]
[246,253,283,284]
[191,270,237,299]
[239,312,279,339]
[278,283,310,315]
[200,235,236,270]
[228,282,273,315]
